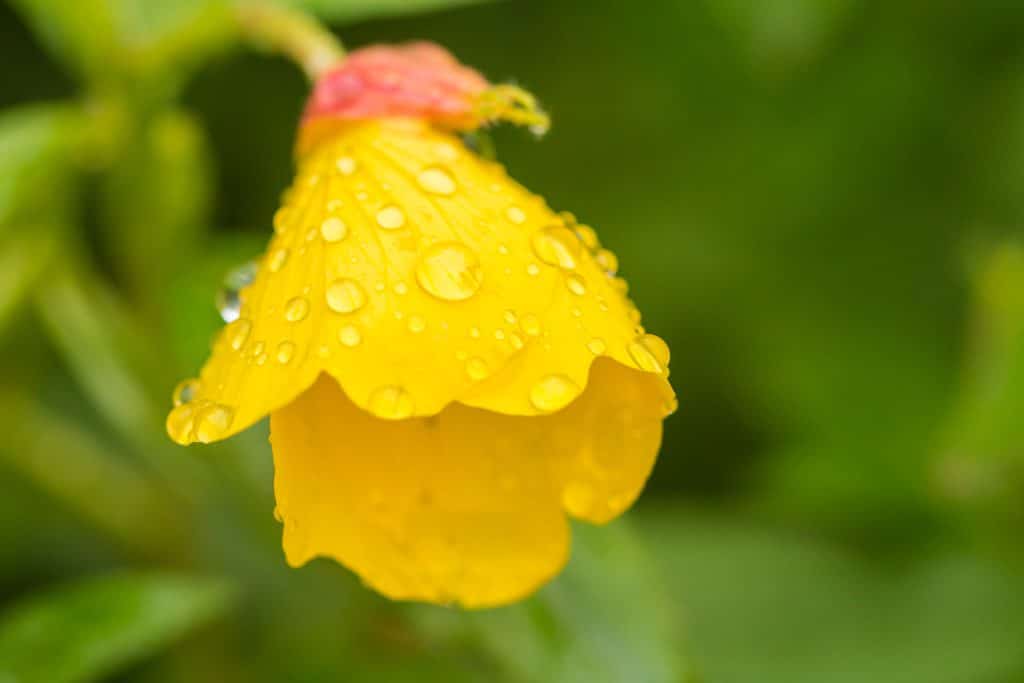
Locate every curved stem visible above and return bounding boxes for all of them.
[235,2,345,80]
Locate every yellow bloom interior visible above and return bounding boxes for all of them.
[167,117,676,606]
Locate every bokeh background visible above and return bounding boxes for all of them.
[2,1,1024,681]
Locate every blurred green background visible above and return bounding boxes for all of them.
[2,0,1024,681]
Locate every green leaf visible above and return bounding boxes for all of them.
[0,573,236,683]
[279,0,498,23]
[412,519,691,683]
[0,105,80,230]
[638,506,1024,683]
[0,230,57,334]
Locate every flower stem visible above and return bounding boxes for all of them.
[235,2,345,80]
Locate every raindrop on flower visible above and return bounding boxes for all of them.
[216,261,258,323]
[268,248,289,273]
[194,403,235,444]
[336,156,357,175]
[505,206,526,224]
[338,324,362,347]
[465,356,489,380]
[416,242,483,301]
[587,338,607,355]
[574,225,599,250]
[566,273,587,296]
[531,226,580,269]
[628,334,670,374]
[276,341,296,364]
[368,386,414,420]
[376,205,406,230]
[227,318,252,351]
[172,378,200,406]
[284,297,310,322]
[407,315,426,334]
[595,248,618,275]
[320,216,348,242]
[417,167,457,195]
[326,278,367,314]
[529,374,580,413]
[520,314,542,337]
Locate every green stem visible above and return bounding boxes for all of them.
[235,2,345,80]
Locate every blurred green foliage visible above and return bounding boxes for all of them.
[1,0,1024,681]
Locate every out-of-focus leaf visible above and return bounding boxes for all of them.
[280,0,498,23]
[0,105,80,229]
[935,244,1024,530]
[638,506,1024,683]
[412,519,690,683]
[0,573,236,683]
[101,109,213,320]
[34,262,209,496]
[0,229,57,333]
[6,0,118,82]
[0,391,186,560]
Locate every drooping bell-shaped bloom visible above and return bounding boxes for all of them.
[167,43,676,608]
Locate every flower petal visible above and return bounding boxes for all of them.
[271,358,663,607]
[167,119,675,445]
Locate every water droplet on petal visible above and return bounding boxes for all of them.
[504,310,517,325]
[407,315,426,334]
[194,403,235,444]
[417,167,457,195]
[520,314,542,337]
[320,216,347,242]
[526,263,540,276]
[566,273,587,296]
[216,261,258,323]
[268,248,289,273]
[276,341,296,364]
[227,318,252,351]
[284,297,310,322]
[587,338,607,355]
[326,278,366,314]
[628,335,669,374]
[416,242,483,301]
[273,207,293,234]
[172,378,200,406]
[338,324,362,347]
[376,205,406,230]
[326,199,343,212]
[368,386,414,420]
[574,224,599,250]
[505,206,526,224]
[465,356,489,380]
[509,332,524,350]
[595,248,619,275]
[529,374,580,412]
[393,281,408,295]
[532,226,580,269]
[469,327,481,338]
[166,404,196,445]
[336,156,357,175]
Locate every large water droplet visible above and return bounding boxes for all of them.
[417,167,457,195]
[628,334,669,374]
[227,318,252,351]
[595,248,618,275]
[368,386,414,419]
[566,273,587,296]
[587,338,607,355]
[284,297,310,322]
[172,378,200,406]
[216,261,257,323]
[531,226,580,269]
[465,356,489,380]
[376,205,406,230]
[326,278,366,314]
[574,224,599,250]
[166,404,196,445]
[276,341,296,364]
[338,324,362,347]
[416,242,483,301]
[194,403,235,444]
[320,216,347,243]
[529,374,580,412]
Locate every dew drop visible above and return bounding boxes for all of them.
[595,248,619,275]
[509,333,524,350]
[469,327,481,338]
[368,386,414,420]
[529,374,581,413]
[227,318,252,351]
[465,356,489,380]
[326,278,366,314]
[566,273,587,296]
[526,263,540,277]
[194,403,235,444]
[376,205,406,230]
[407,315,426,334]
[320,216,347,242]
[393,281,408,295]
[166,404,196,445]
[276,341,296,364]
[494,329,506,341]
[284,297,310,322]
[417,167,457,195]
[172,378,200,406]
[336,156,357,175]
[520,314,542,337]
[504,310,517,325]
[338,324,362,347]
[268,248,289,273]
[531,226,580,269]
[587,338,607,355]
[416,242,483,301]
[505,206,526,224]
[273,207,293,234]
[326,199,343,212]
[628,334,669,374]
[574,225,599,250]
[216,261,257,323]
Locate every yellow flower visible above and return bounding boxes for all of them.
[167,43,676,608]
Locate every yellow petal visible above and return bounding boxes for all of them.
[271,357,663,607]
[167,118,675,445]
